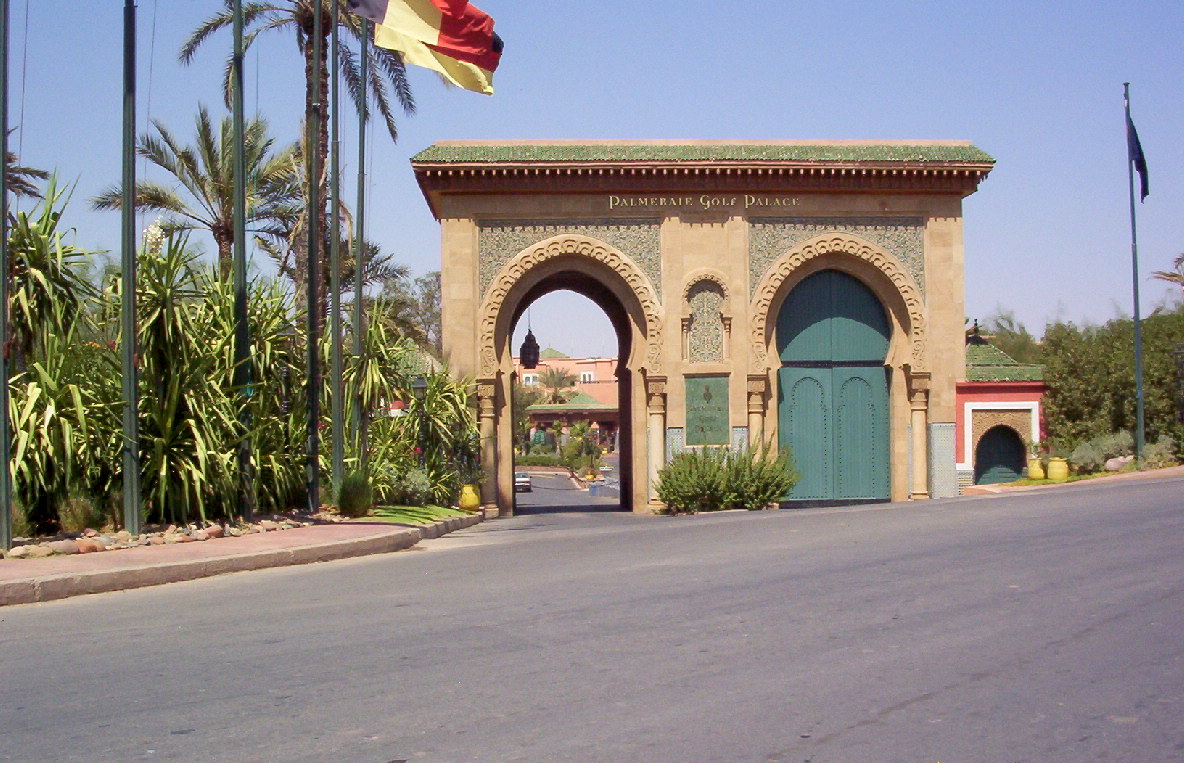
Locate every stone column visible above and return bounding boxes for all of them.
[646,377,667,509]
[909,373,930,500]
[477,380,498,517]
[746,375,768,448]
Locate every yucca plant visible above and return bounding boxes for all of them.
[7,177,96,373]
[8,301,108,533]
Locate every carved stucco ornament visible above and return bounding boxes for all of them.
[749,233,928,372]
[478,234,664,377]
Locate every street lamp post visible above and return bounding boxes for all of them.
[412,375,428,468]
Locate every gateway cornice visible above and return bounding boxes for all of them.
[412,141,994,218]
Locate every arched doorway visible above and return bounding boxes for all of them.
[480,236,662,515]
[974,426,1025,484]
[776,269,891,503]
[511,281,639,511]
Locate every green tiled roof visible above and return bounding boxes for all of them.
[412,143,995,164]
[539,347,568,358]
[965,343,1044,382]
[527,390,616,411]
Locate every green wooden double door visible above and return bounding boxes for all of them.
[777,270,890,502]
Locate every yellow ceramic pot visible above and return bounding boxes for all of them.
[459,483,481,511]
[1027,457,1045,480]
[1046,457,1069,481]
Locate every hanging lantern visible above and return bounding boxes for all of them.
[520,328,540,369]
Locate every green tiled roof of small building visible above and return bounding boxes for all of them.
[965,343,1045,382]
[527,391,615,411]
[539,347,568,358]
[412,143,996,164]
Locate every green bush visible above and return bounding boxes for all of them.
[1142,435,1178,469]
[516,453,566,467]
[725,443,800,510]
[656,448,727,514]
[388,467,433,507]
[656,444,798,514]
[336,471,373,518]
[1069,441,1105,473]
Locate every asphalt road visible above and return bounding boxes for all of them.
[3,476,1183,762]
[514,471,621,512]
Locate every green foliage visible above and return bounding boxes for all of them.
[386,467,433,507]
[656,448,727,514]
[981,308,1044,365]
[538,367,577,403]
[656,444,799,514]
[1043,308,1184,451]
[515,453,565,467]
[1142,435,1178,469]
[725,443,800,510]
[336,471,373,518]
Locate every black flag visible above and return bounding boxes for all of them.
[1127,112,1149,201]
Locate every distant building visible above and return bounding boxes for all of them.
[514,349,619,448]
[955,333,1046,488]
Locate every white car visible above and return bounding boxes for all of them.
[514,472,532,492]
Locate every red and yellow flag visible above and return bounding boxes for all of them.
[347,0,502,94]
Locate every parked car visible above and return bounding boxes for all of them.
[514,472,532,492]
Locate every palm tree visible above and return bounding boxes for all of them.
[538,367,578,404]
[92,107,298,277]
[180,0,416,280]
[1152,253,1184,295]
[5,136,48,198]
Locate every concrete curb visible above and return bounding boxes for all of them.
[0,513,482,607]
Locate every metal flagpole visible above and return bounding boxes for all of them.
[120,0,142,535]
[232,0,254,520]
[352,19,368,469]
[329,0,344,500]
[305,1,324,513]
[0,0,11,550]
[1124,82,1145,462]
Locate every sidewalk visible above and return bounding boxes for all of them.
[962,463,1184,495]
[0,513,482,607]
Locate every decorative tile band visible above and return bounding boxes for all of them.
[478,218,662,300]
[731,426,749,450]
[748,217,925,299]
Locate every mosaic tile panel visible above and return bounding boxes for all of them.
[731,426,749,451]
[928,422,957,499]
[686,280,725,363]
[665,426,686,463]
[478,218,662,300]
[748,217,925,298]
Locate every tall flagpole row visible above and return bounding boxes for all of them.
[1124,82,1146,462]
[329,0,344,500]
[353,19,369,469]
[232,0,254,520]
[0,0,11,550]
[120,0,141,535]
[305,1,324,513]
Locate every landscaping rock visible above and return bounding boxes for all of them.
[205,525,224,539]
[46,540,80,555]
[1105,455,1134,472]
[6,545,30,558]
[191,530,209,541]
[149,536,166,546]
[27,545,54,558]
[76,539,104,554]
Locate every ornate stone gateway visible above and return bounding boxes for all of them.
[412,140,993,515]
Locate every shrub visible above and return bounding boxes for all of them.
[1142,435,1178,469]
[656,444,798,514]
[389,467,433,507]
[336,471,373,518]
[1097,430,1135,459]
[57,495,106,534]
[725,443,800,510]
[1069,441,1105,474]
[516,453,566,467]
[656,448,727,514]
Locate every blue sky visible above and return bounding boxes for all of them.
[14,1,1184,358]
